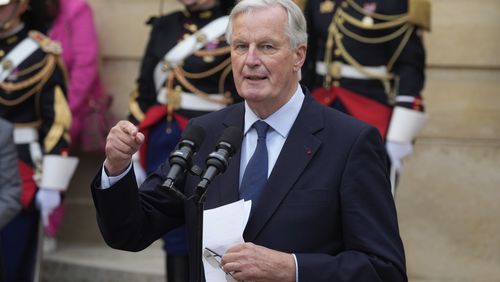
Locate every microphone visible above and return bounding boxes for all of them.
[162,124,206,189]
[197,126,243,189]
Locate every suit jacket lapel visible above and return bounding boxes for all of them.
[244,96,325,241]
[206,104,245,208]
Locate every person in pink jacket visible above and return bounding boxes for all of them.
[46,0,106,145]
[41,0,106,252]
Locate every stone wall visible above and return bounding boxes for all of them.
[397,0,500,281]
[74,0,500,281]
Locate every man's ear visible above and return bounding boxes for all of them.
[293,44,307,72]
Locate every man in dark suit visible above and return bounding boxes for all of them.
[91,0,406,280]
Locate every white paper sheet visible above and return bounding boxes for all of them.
[202,200,252,282]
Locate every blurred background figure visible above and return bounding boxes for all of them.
[29,0,108,253]
[128,0,239,280]
[0,117,22,282]
[43,0,107,149]
[302,0,430,194]
[0,0,76,280]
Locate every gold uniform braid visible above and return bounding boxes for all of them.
[323,1,417,103]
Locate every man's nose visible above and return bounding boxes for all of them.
[244,45,261,66]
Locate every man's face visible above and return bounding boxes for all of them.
[0,0,26,33]
[229,5,306,117]
[0,2,17,23]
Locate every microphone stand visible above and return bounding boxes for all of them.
[173,128,241,282]
[163,165,207,282]
[193,178,210,282]
[167,166,210,282]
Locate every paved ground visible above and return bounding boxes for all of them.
[41,241,165,282]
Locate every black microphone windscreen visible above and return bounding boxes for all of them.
[218,126,243,152]
[181,125,206,147]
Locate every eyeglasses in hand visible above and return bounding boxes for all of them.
[203,247,237,280]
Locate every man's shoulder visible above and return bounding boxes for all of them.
[188,103,243,137]
[28,30,62,55]
[325,105,367,126]
[191,102,244,126]
[305,95,367,127]
[308,97,378,137]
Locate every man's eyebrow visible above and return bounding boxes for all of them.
[231,38,246,44]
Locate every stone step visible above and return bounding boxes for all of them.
[58,152,109,244]
[57,199,103,244]
[41,241,165,282]
[42,152,167,281]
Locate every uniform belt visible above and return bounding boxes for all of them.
[157,89,227,112]
[315,61,388,80]
[13,127,39,144]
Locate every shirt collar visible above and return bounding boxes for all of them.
[243,84,304,138]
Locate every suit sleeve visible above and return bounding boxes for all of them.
[295,126,407,281]
[91,162,185,251]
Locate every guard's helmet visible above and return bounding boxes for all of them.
[0,0,25,7]
[0,0,15,6]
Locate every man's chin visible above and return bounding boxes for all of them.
[240,92,268,104]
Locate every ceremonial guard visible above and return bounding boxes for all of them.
[302,0,430,193]
[0,0,77,280]
[128,0,239,280]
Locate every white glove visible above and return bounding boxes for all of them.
[132,152,147,186]
[385,141,413,172]
[36,189,61,227]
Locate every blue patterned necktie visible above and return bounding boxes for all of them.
[240,121,270,206]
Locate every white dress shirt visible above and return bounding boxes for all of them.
[239,84,304,184]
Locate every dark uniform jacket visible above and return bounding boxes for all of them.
[303,0,427,133]
[129,5,241,125]
[0,26,70,209]
[129,5,242,175]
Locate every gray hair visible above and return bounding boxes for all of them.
[226,0,308,49]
